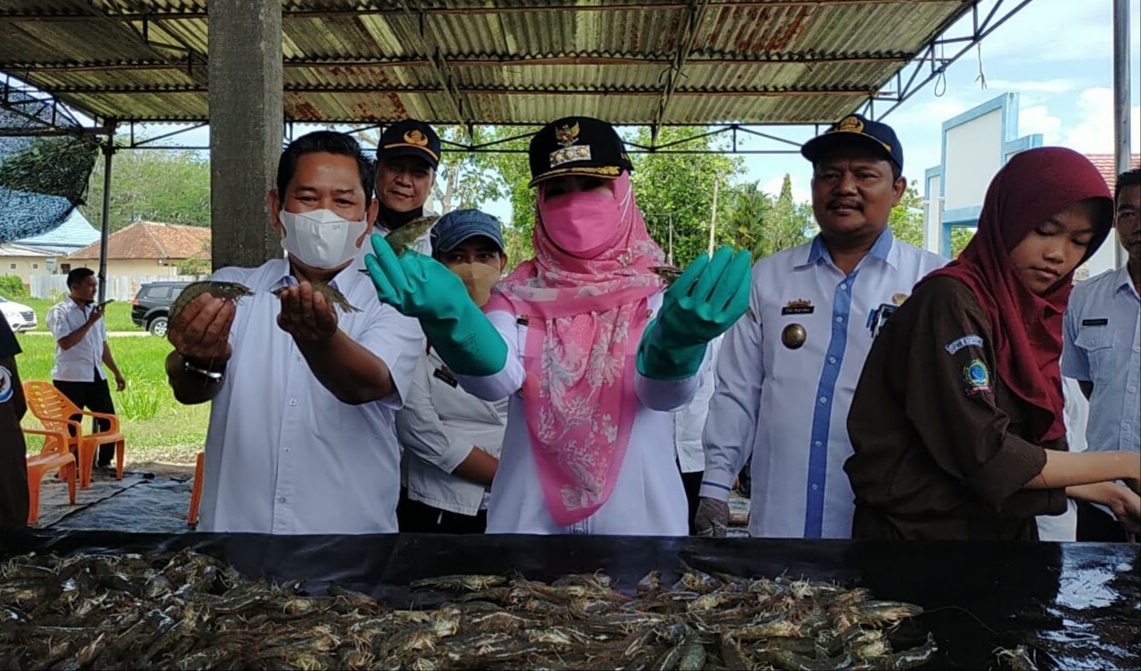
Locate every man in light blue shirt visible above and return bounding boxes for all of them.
[1062,168,1141,542]
[697,114,947,538]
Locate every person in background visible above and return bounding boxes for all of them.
[0,315,29,528]
[165,130,422,534]
[366,119,442,258]
[675,335,722,535]
[844,147,1140,541]
[1062,167,1141,542]
[697,114,947,538]
[395,209,509,533]
[46,268,126,472]
[365,116,751,535]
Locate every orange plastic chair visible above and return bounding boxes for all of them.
[22,381,126,489]
[187,451,205,527]
[24,427,78,526]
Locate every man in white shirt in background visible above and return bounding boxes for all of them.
[165,130,422,534]
[47,267,126,472]
[1062,167,1141,542]
[697,114,947,539]
[675,335,722,534]
[366,119,442,258]
[395,209,509,533]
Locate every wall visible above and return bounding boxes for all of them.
[66,259,192,278]
[30,274,206,301]
[0,255,53,286]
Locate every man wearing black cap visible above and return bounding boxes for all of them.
[698,114,948,539]
[370,119,442,256]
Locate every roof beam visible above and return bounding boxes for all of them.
[0,1,970,21]
[44,83,875,97]
[6,51,915,73]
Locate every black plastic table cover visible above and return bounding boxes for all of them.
[1,530,1137,670]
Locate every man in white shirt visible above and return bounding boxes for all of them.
[698,114,947,539]
[47,268,126,470]
[164,131,422,534]
[1062,168,1141,542]
[395,209,509,533]
[366,119,442,258]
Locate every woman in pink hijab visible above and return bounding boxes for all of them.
[366,116,751,535]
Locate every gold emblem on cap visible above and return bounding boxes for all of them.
[782,323,807,349]
[834,116,864,134]
[555,122,580,147]
[892,293,908,305]
[403,129,429,147]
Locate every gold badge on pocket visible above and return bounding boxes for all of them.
[782,323,807,349]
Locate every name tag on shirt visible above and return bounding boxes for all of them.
[433,366,459,388]
[1081,318,1109,326]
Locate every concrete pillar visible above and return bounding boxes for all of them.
[208,0,283,270]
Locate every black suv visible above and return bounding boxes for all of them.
[131,281,192,337]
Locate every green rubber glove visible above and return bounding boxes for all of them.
[364,233,508,376]
[637,246,752,380]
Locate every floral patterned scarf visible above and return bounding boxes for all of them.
[485,174,666,525]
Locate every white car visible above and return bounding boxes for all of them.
[0,295,37,333]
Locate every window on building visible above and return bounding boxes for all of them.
[60,263,71,273]
[7,263,14,270]
[32,263,39,269]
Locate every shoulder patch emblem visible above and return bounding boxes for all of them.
[963,359,992,396]
[945,335,984,354]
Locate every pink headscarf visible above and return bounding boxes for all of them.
[485,173,666,525]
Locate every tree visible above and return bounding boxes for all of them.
[752,175,813,259]
[889,180,926,248]
[951,227,975,258]
[0,135,98,204]
[84,149,210,231]
[628,127,745,267]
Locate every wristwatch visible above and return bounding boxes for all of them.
[183,357,226,381]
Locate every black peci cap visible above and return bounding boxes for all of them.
[528,116,634,187]
[801,114,904,173]
[377,119,441,169]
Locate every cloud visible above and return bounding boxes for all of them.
[1060,88,1141,154]
[1018,105,1064,143]
[986,79,1081,94]
[966,0,1140,64]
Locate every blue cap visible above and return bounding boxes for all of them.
[800,114,904,173]
[431,209,506,256]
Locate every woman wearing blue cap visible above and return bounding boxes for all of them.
[394,209,509,533]
[365,116,751,536]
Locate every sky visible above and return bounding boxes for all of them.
[58,0,1141,222]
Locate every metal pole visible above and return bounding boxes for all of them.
[709,178,719,256]
[1113,0,1132,270]
[97,125,116,304]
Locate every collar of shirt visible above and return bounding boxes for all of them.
[1113,265,1139,300]
[799,227,897,272]
[269,263,354,294]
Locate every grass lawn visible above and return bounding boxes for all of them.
[15,332,207,466]
[21,297,142,333]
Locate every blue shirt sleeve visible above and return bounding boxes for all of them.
[1060,301,1090,381]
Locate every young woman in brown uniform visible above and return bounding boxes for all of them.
[845,147,1141,541]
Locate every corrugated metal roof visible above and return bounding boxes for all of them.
[0,0,982,126]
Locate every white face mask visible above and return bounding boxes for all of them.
[279,209,369,270]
